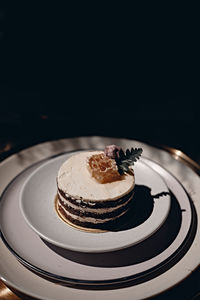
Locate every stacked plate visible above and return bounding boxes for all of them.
[0,137,199,300]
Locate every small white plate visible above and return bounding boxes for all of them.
[19,152,170,252]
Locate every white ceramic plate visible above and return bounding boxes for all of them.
[19,152,170,252]
[0,153,193,287]
[0,136,200,300]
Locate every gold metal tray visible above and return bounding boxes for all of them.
[0,141,200,300]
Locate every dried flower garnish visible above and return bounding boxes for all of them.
[104,144,121,159]
[87,153,121,183]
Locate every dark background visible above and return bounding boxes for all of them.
[0,4,199,163]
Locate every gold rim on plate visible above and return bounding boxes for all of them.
[162,146,200,175]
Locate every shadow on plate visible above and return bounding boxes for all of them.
[42,188,183,268]
[110,185,169,231]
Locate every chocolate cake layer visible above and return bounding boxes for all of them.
[57,187,134,208]
[57,204,131,229]
[57,191,134,219]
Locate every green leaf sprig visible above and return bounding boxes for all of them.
[115,148,143,175]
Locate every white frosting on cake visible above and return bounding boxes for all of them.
[57,151,135,201]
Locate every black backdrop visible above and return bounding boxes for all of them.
[0,4,199,164]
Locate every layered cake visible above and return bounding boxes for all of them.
[56,145,142,230]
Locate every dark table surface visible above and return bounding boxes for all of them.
[0,105,199,165]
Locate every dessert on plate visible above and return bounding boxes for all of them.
[56,145,142,230]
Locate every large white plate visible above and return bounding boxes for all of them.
[19,152,170,252]
[0,136,200,300]
[0,152,193,287]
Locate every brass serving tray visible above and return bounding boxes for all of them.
[0,142,200,300]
